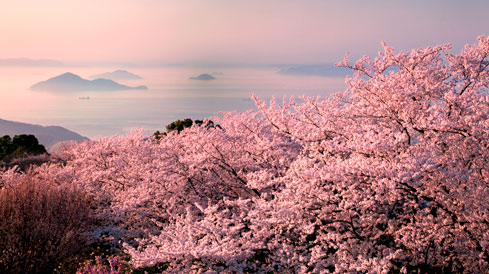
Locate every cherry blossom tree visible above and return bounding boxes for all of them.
[1,35,489,273]
[127,35,489,273]
[248,35,489,273]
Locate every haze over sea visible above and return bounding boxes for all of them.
[0,65,346,139]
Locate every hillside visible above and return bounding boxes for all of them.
[0,118,89,151]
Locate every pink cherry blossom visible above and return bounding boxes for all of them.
[2,35,489,273]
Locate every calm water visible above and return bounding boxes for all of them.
[0,66,346,139]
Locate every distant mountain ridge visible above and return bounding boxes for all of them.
[0,58,64,67]
[0,118,89,151]
[189,73,216,80]
[278,64,352,77]
[31,72,148,91]
[90,70,142,80]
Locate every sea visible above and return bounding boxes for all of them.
[0,65,347,139]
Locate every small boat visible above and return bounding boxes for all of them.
[78,96,90,100]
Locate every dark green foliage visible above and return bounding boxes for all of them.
[166,118,194,133]
[0,135,13,159]
[0,134,47,162]
[152,130,164,140]
[153,118,220,139]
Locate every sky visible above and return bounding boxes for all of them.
[1,0,488,66]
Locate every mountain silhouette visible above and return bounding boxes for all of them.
[31,72,148,91]
[189,73,216,80]
[90,70,143,80]
[0,118,89,151]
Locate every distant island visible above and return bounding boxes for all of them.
[31,72,148,91]
[278,64,352,77]
[90,70,143,81]
[189,73,216,80]
[0,118,89,151]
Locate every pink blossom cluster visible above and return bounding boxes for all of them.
[2,36,489,273]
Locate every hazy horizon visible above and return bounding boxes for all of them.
[0,58,351,69]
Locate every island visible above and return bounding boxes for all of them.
[189,73,216,80]
[90,70,143,80]
[30,72,148,91]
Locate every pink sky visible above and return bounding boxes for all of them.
[1,0,488,65]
